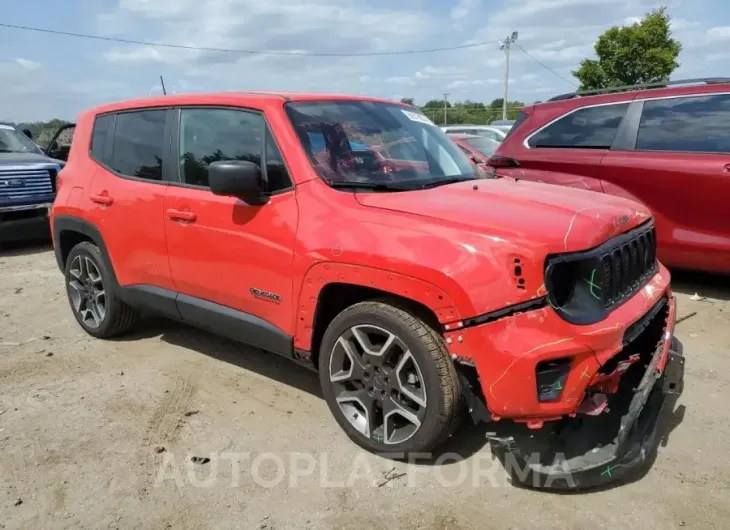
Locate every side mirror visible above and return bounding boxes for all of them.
[22,129,33,140]
[209,160,265,203]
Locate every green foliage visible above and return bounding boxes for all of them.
[418,99,525,126]
[572,7,681,90]
[399,97,415,105]
[15,118,72,146]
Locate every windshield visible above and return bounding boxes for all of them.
[285,101,476,190]
[0,124,41,154]
[462,137,501,158]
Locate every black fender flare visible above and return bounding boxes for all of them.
[52,215,119,287]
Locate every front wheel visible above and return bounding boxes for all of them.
[318,300,462,455]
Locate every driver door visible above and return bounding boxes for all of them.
[45,123,76,161]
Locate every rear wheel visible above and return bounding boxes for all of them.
[65,242,138,338]
[318,300,462,454]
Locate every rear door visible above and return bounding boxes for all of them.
[497,103,630,193]
[600,93,730,273]
[45,123,76,162]
[86,108,176,301]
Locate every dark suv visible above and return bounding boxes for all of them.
[0,122,74,243]
[491,78,730,275]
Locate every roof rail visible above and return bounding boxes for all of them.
[547,77,730,102]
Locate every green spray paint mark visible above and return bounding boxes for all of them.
[583,269,603,300]
[601,464,620,478]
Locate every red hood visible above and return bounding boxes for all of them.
[355,178,652,253]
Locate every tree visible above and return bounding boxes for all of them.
[488,98,504,109]
[573,7,681,90]
[423,99,450,109]
[400,97,415,105]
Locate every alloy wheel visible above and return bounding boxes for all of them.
[329,324,427,445]
[67,255,107,329]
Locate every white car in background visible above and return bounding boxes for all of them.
[488,119,516,134]
[440,125,506,142]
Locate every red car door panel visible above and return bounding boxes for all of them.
[164,188,298,335]
[601,151,730,272]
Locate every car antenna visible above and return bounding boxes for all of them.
[159,75,167,95]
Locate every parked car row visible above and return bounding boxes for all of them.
[46,90,684,489]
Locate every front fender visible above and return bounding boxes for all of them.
[293,262,463,351]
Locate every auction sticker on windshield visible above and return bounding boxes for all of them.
[401,110,436,126]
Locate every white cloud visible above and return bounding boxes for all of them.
[0,0,725,121]
[707,26,730,42]
[15,58,42,71]
[450,0,480,20]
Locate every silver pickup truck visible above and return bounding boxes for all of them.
[0,122,74,243]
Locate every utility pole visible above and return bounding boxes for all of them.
[499,31,518,121]
[159,75,167,95]
[442,93,449,125]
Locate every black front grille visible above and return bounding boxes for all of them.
[598,223,657,308]
[545,219,659,325]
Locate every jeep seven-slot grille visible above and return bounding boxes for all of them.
[599,224,657,308]
[0,168,54,200]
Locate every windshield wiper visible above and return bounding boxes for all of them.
[419,177,475,189]
[329,181,411,192]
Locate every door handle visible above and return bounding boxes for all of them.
[90,193,113,206]
[166,208,197,222]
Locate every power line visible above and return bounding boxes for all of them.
[512,42,578,87]
[0,22,496,57]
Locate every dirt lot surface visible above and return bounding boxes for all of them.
[1,241,729,530]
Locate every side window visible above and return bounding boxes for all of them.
[90,114,112,162]
[265,128,293,193]
[528,103,629,149]
[636,94,730,153]
[111,110,166,180]
[179,108,262,188]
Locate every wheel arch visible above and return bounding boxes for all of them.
[53,215,118,286]
[294,262,463,364]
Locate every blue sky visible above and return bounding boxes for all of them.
[1,0,728,122]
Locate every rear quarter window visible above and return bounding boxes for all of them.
[90,114,113,162]
[503,111,529,139]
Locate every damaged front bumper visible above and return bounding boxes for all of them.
[490,335,685,490]
[446,265,685,489]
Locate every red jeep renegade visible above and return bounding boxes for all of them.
[51,92,684,488]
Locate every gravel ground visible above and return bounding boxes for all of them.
[1,241,729,530]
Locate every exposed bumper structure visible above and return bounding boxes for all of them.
[446,265,683,489]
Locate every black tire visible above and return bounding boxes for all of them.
[64,241,138,338]
[318,300,462,455]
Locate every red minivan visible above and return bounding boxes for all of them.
[491,78,730,274]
